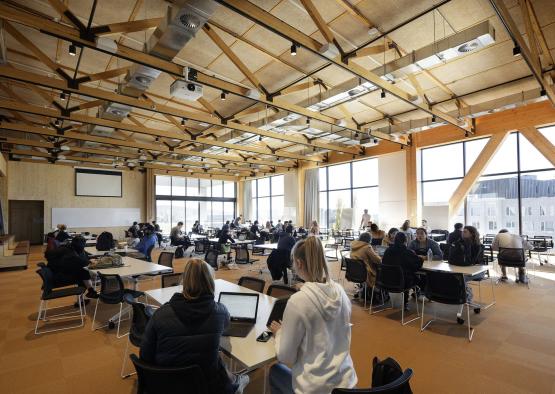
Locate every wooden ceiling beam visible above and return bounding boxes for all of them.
[333,0,374,28]
[299,0,344,55]
[519,127,555,167]
[91,17,163,36]
[214,0,473,134]
[46,0,87,32]
[77,66,131,84]
[351,43,392,58]
[524,0,554,68]
[0,4,364,150]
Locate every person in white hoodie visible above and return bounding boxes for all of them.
[268,236,357,394]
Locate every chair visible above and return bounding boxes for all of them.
[267,284,297,299]
[439,242,450,260]
[235,245,258,265]
[497,247,530,288]
[370,264,420,325]
[35,266,86,334]
[194,240,208,255]
[325,237,343,261]
[145,244,155,262]
[91,273,144,338]
[121,294,153,378]
[238,276,265,293]
[129,354,207,394]
[531,235,553,266]
[204,249,220,271]
[237,233,247,241]
[344,258,369,308]
[420,271,474,341]
[332,369,413,393]
[157,252,174,269]
[161,272,182,288]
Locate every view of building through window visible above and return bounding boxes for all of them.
[155,176,236,233]
[250,175,284,223]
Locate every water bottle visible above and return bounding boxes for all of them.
[427,248,433,262]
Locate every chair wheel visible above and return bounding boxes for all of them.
[108,321,116,329]
[457,317,465,325]
[474,308,481,314]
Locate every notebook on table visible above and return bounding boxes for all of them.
[218,292,259,337]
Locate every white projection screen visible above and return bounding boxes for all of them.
[75,168,122,197]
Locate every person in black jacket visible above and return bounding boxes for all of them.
[381,232,423,311]
[447,223,463,244]
[45,236,98,300]
[249,220,261,240]
[140,259,249,394]
[277,225,296,253]
[448,225,484,266]
[55,224,71,243]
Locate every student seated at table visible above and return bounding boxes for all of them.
[447,223,464,244]
[45,236,98,301]
[368,223,385,245]
[170,221,189,247]
[492,229,533,284]
[231,215,242,229]
[140,259,249,394]
[152,220,162,246]
[249,220,261,240]
[221,220,231,233]
[408,228,443,261]
[55,224,71,243]
[382,227,399,247]
[192,220,201,234]
[400,220,414,242]
[136,225,157,257]
[382,232,423,311]
[350,232,381,296]
[127,221,140,238]
[309,220,320,236]
[269,236,357,394]
[448,226,484,267]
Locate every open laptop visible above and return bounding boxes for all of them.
[218,292,259,337]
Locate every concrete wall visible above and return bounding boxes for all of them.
[378,151,408,230]
[7,161,146,239]
[283,172,298,224]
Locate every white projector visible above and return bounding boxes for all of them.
[170,79,203,101]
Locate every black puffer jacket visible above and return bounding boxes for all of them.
[140,293,235,394]
[382,245,423,287]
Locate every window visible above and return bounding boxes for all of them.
[540,206,546,216]
[155,175,236,232]
[506,221,516,228]
[488,221,497,231]
[472,221,480,229]
[470,207,480,216]
[505,206,515,216]
[250,175,284,223]
[487,207,496,217]
[319,158,379,229]
[541,222,554,232]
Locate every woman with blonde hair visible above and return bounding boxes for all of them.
[268,236,357,393]
[141,259,249,394]
[309,220,320,236]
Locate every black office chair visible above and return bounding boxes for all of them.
[91,273,144,338]
[35,266,86,335]
[194,240,208,255]
[130,354,207,394]
[332,368,413,393]
[161,272,182,288]
[439,242,450,260]
[497,247,530,288]
[204,249,220,271]
[235,245,258,265]
[238,276,265,293]
[345,258,369,309]
[121,294,153,378]
[267,284,297,299]
[145,244,155,262]
[532,235,554,265]
[421,271,474,341]
[157,252,174,269]
[370,264,420,325]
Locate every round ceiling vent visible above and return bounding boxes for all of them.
[458,40,479,53]
[135,75,153,85]
[179,14,201,30]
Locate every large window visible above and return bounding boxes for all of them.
[251,175,284,223]
[155,176,236,233]
[420,126,555,236]
[319,158,379,230]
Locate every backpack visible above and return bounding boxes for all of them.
[89,254,123,269]
[96,231,115,251]
[372,356,411,393]
[174,246,184,258]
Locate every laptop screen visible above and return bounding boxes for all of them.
[218,292,259,320]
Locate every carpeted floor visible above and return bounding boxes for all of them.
[1,246,554,393]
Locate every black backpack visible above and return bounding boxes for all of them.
[372,357,412,393]
[174,246,184,258]
[96,231,115,251]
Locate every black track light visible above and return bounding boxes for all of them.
[60,92,66,101]
[225,148,229,153]
[69,43,77,56]
[54,118,61,127]
[290,43,297,56]
[181,118,186,126]
[306,117,310,125]
[220,91,227,101]
[355,132,359,139]
[380,88,386,99]
[512,45,521,57]
[431,114,436,122]
[259,136,262,141]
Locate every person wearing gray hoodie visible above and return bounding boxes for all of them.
[268,237,357,394]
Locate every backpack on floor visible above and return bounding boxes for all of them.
[174,246,184,259]
[372,356,412,393]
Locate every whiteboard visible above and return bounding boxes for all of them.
[75,168,122,197]
[52,208,140,228]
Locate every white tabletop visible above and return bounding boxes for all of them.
[85,239,96,246]
[145,279,277,370]
[86,256,172,277]
[421,261,489,276]
[84,246,137,256]
[208,238,255,245]
[190,234,207,240]
[253,243,278,250]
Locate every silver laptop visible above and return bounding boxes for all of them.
[218,292,259,337]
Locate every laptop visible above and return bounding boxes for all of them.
[266,297,289,327]
[373,245,387,257]
[218,292,259,337]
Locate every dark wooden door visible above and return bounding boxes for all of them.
[9,200,44,245]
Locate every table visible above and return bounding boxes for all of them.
[253,243,278,250]
[430,233,446,242]
[146,279,277,371]
[208,238,256,245]
[190,234,207,240]
[85,239,96,246]
[420,261,489,276]
[84,246,137,257]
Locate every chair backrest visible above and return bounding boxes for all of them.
[124,294,151,347]
[146,244,155,262]
[157,252,174,268]
[238,276,265,293]
[129,354,207,394]
[195,240,207,253]
[235,246,250,263]
[267,284,297,299]
[161,273,182,288]
[36,266,55,298]
[424,271,466,305]
[497,247,526,267]
[204,249,219,270]
[98,273,126,304]
[375,264,406,293]
[345,258,368,284]
[332,369,413,393]
[482,234,496,245]
[238,233,247,241]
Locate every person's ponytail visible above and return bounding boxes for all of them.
[291,236,329,283]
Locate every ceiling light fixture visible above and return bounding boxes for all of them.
[220,91,227,101]
[54,119,61,127]
[181,118,186,126]
[290,43,297,56]
[431,115,436,122]
[259,136,262,142]
[380,89,386,99]
[68,44,76,56]
[512,45,521,57]
[60,92,66,101]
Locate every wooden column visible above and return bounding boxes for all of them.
[448,131,511,218]
[519,127,555,167]
[406,144,420,225]
[145,168,155,222]
[236,180,245,218]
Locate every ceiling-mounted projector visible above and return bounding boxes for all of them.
[170,79,203,101]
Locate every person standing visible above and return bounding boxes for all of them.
[447,223,464,244]
[492,229,533,284]
[359,209,371,230]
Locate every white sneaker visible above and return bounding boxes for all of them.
[234,373,250,394]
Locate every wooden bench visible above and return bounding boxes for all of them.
[0,235,29,270]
